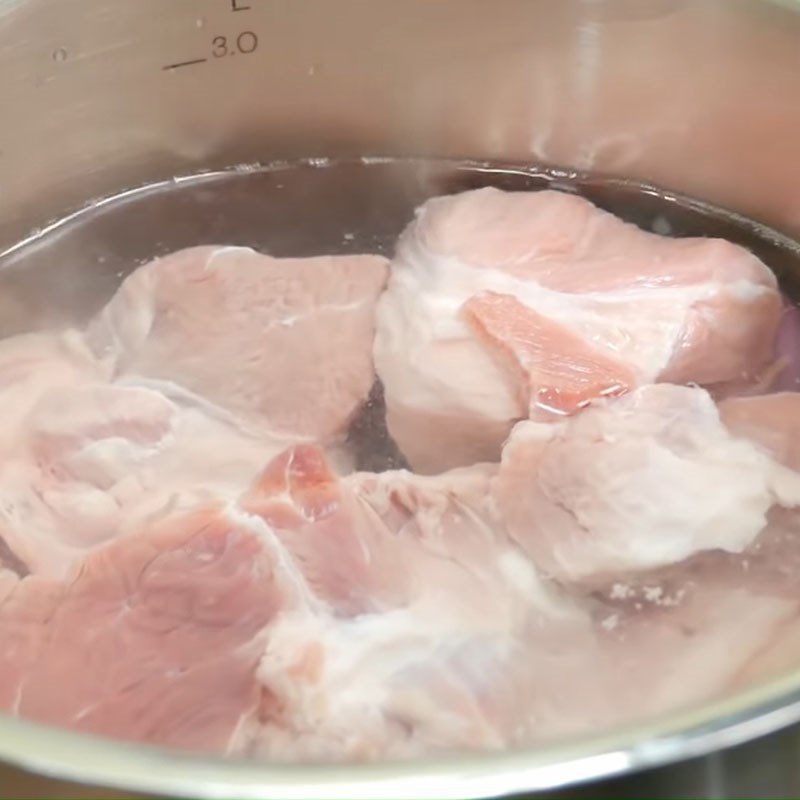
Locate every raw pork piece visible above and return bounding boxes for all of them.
[375,187,781,472]
[730,512,800,686]
[586,494,800,715]
[253,578,798,758]
[88,246,389,442]
[240,443,523,617]
[248,593,601,760]
[493,384,800,583]
[719,392,800,472]
[0,330,106,455]
[240,443,404,616]
[596,579,800,720]
[711,301,800,398]
[4,438,568,760]
[0,380,286,578]
[238,444,601,757]
[0,567,19,602]
[772,302,800,392]
[0,503,287,752]
[0,330,117,576]
[241,443,794,757]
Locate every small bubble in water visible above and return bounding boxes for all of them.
[651,214,672,235]
[52,48,68,63]
[600,614,619,631]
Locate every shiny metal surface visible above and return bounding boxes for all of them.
[5,671,800,798]
[560,729,800,800]
[1,0,799,247]
[7,727,800,800]
[1,0,800,796]
[6,727,800,800]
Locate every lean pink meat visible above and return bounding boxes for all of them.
[0,190,795,761]
[374,188,781,472]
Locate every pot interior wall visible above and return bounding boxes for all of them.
[0,0,799,249]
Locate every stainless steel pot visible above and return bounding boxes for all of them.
[1,0,800,796]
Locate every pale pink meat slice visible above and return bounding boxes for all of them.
[719,392,800,472]
[28,382,285,507]
[240,443,513,617]
[418,188,774,291]
[238,445,594,758]
[0,330,105,455]
[583,499,800,716]
[731,514,800,687]
[375,187,781,472]
[657,289,782,387]
[248,563,800,759]
[0,504,284,752]
[250,600,598,760]
[493,384,800,583]
[463,291,635,417]
[0,567,19,602]
[88,246,388,441]
[490,386,800,722]
[0,381,285,578]
[772,303,800,392]
[238,437,800,757]
[0,331,116,575]
[597,580,799,720]
[240,444,387,615]
[704,302,800,400]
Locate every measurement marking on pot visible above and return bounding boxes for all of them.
[162,57,208,71]
[158,0,256,70]
[163,29,259,71]
[212,31,258,57]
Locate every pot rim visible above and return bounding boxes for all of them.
[4,667,800,798]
